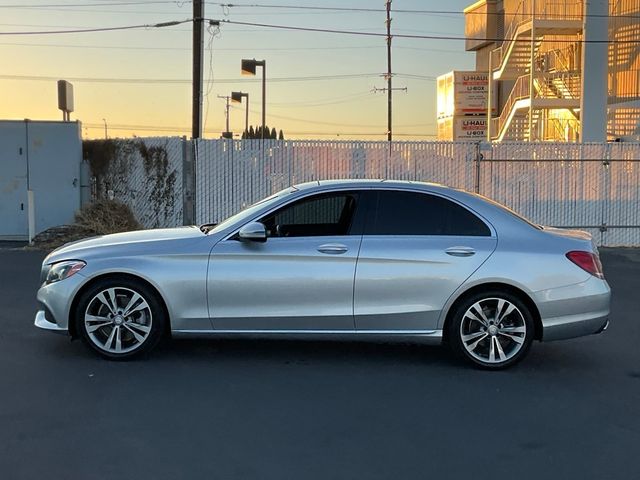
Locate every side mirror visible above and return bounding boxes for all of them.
[238,222,267,242]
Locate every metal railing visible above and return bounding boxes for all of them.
[544,47,577,73]
[491,0,584,72]
[491,75,531,139]
[534,72,581,99]
[611,0,640,15]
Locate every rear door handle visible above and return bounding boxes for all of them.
[317,243,348,255]
[445,246,476,257]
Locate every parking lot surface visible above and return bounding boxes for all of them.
[0,246,638,479]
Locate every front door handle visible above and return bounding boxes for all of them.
[445,246,476,257]
[317,243,348,255]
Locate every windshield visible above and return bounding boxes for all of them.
[204,187,296,234]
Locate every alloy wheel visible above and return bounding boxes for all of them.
[459,297,527,364]
[84,287,153,354]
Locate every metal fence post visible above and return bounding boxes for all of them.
[474,141,482,194]
[600,142,611,246]
[79,159,91,206]
[182,136,195,225]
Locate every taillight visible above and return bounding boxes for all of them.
[566,251,604,279]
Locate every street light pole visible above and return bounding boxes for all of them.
[102,118,108,139]
[261,61,266,140]
[231,91,250,135]
[241,59,266,140]
[245,94,249,134]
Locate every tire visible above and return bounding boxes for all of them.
[447,290,534,369]
[74,277,166,360]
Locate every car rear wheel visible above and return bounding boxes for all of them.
[448,291,534,369]
[75,278,166,360]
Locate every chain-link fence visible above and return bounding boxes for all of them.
[86,138,639,246]
[194,139,477,226]
[87,137,186,228]
[194,139,640,246]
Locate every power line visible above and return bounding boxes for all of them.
[4,1,637,20]
[242,106,434,128]
[206,3,640,20]
[0,19,190,36]
[0,72,421,84]
[82,123,437,137]
[0,40,469,55]
[211,18,640,44]
[0,1,184,7]
[268,92,377,108]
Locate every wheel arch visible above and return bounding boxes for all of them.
[441,282,543,342]
[68,272,171,339]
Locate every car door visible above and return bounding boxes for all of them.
[208,190,365,331]
[354,189,497,331]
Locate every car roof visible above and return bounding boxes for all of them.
[293,179,447,192]
[288,179,533,234]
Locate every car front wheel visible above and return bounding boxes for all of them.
[75,278,166,360]
[449,291,534,369]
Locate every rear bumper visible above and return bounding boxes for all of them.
[541,312,609,341]
[535,277,611,342]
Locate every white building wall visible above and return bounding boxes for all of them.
[0,120,81,240]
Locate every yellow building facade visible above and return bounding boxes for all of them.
[451,0,640,142]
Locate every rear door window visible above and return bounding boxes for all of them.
[367,190,490,236]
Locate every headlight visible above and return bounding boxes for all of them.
[45,260,86,285]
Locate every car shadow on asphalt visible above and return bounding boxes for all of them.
[148,335,602,373]
[42,331,604,374]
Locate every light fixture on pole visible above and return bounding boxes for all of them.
[231,91,249,136]
[241,59,266,140]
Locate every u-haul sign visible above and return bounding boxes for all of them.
[437,116,487,141]
[437,71,496,118]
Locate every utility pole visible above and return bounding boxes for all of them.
[192,0,204,139]
[374,1,405,141]
[386,0,392,141]
[218,95,232,138]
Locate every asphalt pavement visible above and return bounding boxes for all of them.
[0,246,638,480]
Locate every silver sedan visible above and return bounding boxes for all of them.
[35,180,610,368]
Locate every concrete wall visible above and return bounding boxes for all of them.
[0,120,81,240]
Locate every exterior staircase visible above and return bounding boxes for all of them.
[489,0,584,141]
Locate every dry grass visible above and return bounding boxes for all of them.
[30,200,142,252]
[74,200,142,236]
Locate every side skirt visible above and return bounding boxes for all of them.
[171,329,444,345]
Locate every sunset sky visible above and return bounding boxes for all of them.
[1,0,474,140]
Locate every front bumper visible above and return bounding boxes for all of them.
[35,271,87,333]
[34,310,68,335]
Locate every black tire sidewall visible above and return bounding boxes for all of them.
[448,290,534,370]
[74,277,166,360]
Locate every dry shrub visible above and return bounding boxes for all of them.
[74,200,142,236]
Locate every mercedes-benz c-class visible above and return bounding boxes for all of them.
[35,180,610,368]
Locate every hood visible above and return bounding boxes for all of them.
[45,226,204,263]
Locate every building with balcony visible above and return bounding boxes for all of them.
[449,0,640,142]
